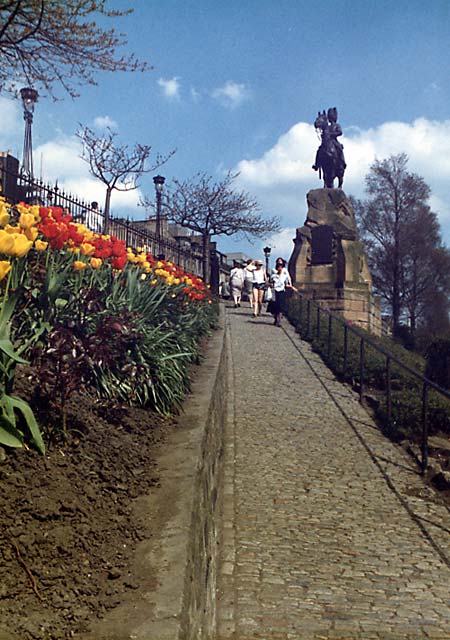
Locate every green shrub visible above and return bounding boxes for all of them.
[285,296,450,442]
[425,338,450,390]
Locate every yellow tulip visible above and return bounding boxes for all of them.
[25,226,39,242]
[80,242,96,256]
[19,212,36,230]
[10,234,33,258]
[73,260,87,271]
[15,203,28,215]
[0,260,11,281]
[89,257,102,269]
[29,205,40,221]
[34,240,48,252]
[0,211,10,227]
[0,230,15,254]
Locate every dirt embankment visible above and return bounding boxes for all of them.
[0,391,175,640]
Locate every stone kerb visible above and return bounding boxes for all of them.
[79,305,227,640]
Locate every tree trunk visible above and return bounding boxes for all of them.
[392,214,401,334]
[103,187,112,234]
[202,233,210,284]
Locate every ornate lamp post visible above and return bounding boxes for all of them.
[263,245,271,275]
[20,87,39,180]
[153,174,165,250]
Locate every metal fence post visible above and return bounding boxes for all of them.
[328,314,332,358]
[316,305,320,339]
[421,383,429,474]
[343,323,348,378]
[359,338,365,403]
[385,356,392,432]
[306,299,311,338]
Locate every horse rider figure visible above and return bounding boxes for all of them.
[312,107,346,177]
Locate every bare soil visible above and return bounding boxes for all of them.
[0,390,174,640]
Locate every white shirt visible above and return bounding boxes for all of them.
[271,270,292,291]
[252,267,266,284]
[230,267,244,284]
[244,264,256,281]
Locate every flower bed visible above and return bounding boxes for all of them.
[0,197,217,453]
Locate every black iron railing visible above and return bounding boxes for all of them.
[287,292,450,473]
[0,163,204,276]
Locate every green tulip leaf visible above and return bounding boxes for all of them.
[0,415,23,448]
[7,396,45,454]
[0,339,29,364]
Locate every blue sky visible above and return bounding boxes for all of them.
[1,0,450,261]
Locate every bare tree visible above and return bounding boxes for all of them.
[0,0,149,99]
[151,171,280,282]
[77,125,173,233]
[356,154,430,335]
[401,206,450,334]
[355,153,450,338]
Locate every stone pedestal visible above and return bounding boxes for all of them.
[288,188,381,335]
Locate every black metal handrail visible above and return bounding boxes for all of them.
[0,163,204,276]
[289,292,450,473]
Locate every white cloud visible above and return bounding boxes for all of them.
[158,77,181,100]
[264,227,297,260]
[212,81,249,109]
[235,117,450,245]
[93,115,118,130]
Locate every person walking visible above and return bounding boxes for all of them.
[272,256,290,278]
[270,258,295,327]
[229,263,245,307]
[252,259,268,317]
[244,259,256,311]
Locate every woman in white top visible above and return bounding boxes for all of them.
[229,263,245,307]
[271,256,290,278]
[270,258,295,327]
[243,259,256,310]
[252,259,268,317]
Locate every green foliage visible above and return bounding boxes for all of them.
[0,265,45,453]
[0,248,217,449]
[285,296,450,443]
[425,338,450,390]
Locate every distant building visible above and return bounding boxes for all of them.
[226,251,253,266]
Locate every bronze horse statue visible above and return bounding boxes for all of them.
[313,108,346,188]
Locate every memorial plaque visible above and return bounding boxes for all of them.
[311,224,333,264]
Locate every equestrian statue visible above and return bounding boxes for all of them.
[312,107,346,188]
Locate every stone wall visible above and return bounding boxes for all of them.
[81,307,227,640]
[180,320,227,639]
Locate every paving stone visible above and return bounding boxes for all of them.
[216,306,450,639]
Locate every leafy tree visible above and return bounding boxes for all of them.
[76,125,173,233]
[154,171,280,282]
[0,0,149,99]
[355,153,450,336]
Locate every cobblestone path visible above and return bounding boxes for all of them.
[216,305,450,640]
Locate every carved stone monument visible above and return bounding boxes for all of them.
[288,188,382,335]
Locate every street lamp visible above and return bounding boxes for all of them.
[263,246,271,275]
[153,175,165,251]
[20,87,38,180]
